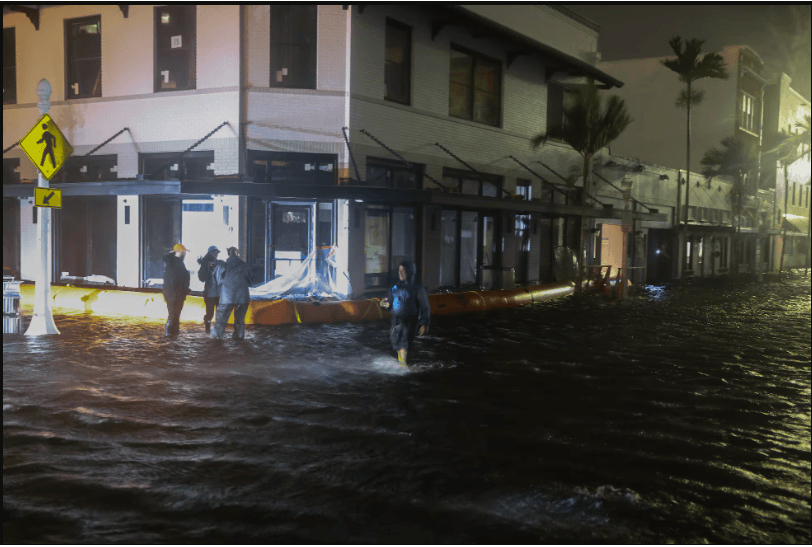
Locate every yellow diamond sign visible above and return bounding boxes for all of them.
[19,113,74,181]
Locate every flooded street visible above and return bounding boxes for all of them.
[4,275,811,543]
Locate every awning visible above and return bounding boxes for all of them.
[781,217,807,234]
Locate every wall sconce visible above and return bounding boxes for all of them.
[659,174,669,180]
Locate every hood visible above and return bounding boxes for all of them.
[399,260,417,284]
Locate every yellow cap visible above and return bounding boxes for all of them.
[172,243,189,252]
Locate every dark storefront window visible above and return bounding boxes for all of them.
[270,5,317,89]
[56,196,117,282]
[3,27,16,104]
[143,196,180,286]
[366,158,422,189]
[449,46,501,127]
[52,155,117,184]
[248,151,336,185]
[65,16,101,99]
[248,198,267,284]
[3,198,20,278]
[155,5,196,92]
[385,18,411,104]
[439,210,458,287]
[317,201,333,247]
[141,151,214,181]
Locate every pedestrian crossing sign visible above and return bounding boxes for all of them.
[19,113,74,181]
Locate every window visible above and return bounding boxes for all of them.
[443,168,503,197]
[740,92,755,132]
[143,197,181,286]
[3,28,16,104]
[516,179,532,200]
[385,19,411,104]
[270,5,317,89]
[140,151,214,181]
[687,206,696,221]
[3,158,20,185]
[546,83,577,136]
[57,196,117,283]
[52,155,117,184]
[364,205,415,289]
[449,46,501,127]
[248,151,336,185]
[155,6,196,92]
[366,158,422,189]
[65,16,102,99]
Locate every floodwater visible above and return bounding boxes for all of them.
[4,275,811,543]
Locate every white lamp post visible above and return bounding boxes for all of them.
[24,79,60,336]
[620,176,634,300]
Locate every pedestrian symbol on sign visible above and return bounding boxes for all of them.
[37,124,57,169]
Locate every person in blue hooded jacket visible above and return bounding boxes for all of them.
[379,260,430,365]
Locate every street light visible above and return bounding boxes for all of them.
[620,176,634,300]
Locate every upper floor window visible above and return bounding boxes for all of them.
[155,6,196,92]
[53,155,117,184]
[366,157,422,189]
[3,28,16,104]
[515,179,532,200]
[3,158,20,185]
[65,16,101,99]
[385,19,411,104]
[547,83,577,136]
[270,5,317,89]
[449,46,501,127]
[443,168,502,197]
[740,92,755,132]
[140,151,213,181]
[248,151,336,185]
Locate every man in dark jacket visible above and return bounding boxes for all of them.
[197,245,225,333]
[379,260,430,365]
[211,247,253,340]
[163,243,191,336]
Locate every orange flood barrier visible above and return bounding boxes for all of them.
[19,282,574,325]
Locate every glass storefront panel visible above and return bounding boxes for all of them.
[390,207,414,271]
[317,202,333,247]
[440,210,458,286]
[460,211,478,284]
[249,198,267,284]
[57,196,117,283]
[365,206,390,288]
[143,196,180,286]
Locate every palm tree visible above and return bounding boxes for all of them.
[531,80,633,291]
[701,136,759,274]
[662,37,728,281]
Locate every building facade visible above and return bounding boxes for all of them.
[4,5,672,297]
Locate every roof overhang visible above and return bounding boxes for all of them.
[438,5,623,88]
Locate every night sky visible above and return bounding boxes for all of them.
[565,4,812,101]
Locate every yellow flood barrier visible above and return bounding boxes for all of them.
[19,282,574,326]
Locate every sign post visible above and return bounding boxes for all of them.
[21,79,72,336]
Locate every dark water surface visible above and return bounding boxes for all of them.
[4,275,811,543]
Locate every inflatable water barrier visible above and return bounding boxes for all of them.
[18,282,574,325]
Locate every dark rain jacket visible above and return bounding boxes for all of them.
[198,251,226,298]
[162,253,190,303]
[213,255,253,305]
[387,261,430,327]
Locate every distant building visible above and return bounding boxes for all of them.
[598,45,810,274]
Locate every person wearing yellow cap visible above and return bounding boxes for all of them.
[162,243,191,336]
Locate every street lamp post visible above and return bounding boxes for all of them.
[620,176,634,300]
[24,79,60,336]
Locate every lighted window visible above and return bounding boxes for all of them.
[3,28,16,104]
[270,5,317,89]
[449,46,501,127]
[385,19,411,104]
[155,5,196,92]
[516,179,532,200]
[65,16,102,99]
[740,92,755,132]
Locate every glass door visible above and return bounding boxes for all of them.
[271,204,312,278]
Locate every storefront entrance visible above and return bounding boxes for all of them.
[271,203,314,279]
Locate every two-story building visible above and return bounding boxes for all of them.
[4,5,668,298]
